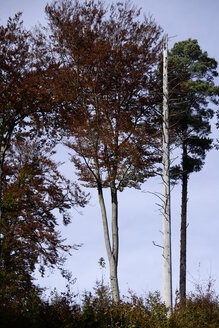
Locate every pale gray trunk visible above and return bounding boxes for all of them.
[97,181,119,302]
[109,255,119,302]
[162,34,173,311]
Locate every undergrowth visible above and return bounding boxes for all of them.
[0,282,219,327]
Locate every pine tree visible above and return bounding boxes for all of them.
[168,39,219,298]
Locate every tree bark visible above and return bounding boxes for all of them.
[109,255,119,302]
[110,181,119,301]
[0,150,3,225]
[162,34,173,311]
[0,150,3,260]
[97,181,119,302]
[0,114,5,257]
[180,138,188,299]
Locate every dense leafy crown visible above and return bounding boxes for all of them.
[45,0,162,190]
[167,39,219,178]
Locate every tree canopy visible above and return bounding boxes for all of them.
[1,0,219,312]
[167,39,219,298]
[45,0,162,190]
[0,12,89,305]
[0,137,88,304]
[44,0,163,301]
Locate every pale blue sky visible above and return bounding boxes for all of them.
[1,0,219,300]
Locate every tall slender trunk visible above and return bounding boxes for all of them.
[162,34,173,311]
[97,181,119,302]
[0,151,3,225]
[0,151,3,263]
[0,113,5,258]
[180,138,188,299]
[0,115,3,225]
[110,181,119,301]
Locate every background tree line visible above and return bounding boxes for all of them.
[0,0,219,319]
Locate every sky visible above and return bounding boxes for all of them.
[1,0,219,302]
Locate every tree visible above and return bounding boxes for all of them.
[0,10,65,216]
[168,39,219,299]
[217,107,219,135]
[0,13,53,235]
[162,34,172,311]
[0,137,88,304]
[45,0,162,301]
[0,14,71,295]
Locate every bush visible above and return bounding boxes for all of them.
[1,282,219,327]
[171,284,219,328]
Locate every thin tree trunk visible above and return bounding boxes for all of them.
[162,34,173,311]
[0,113,4,257]
[180,138,188,299]
[0,115,3,226]
[109,256,119,302]
[110,181,119,301]
[0,151,3,261]
[97,181,119,302]
[0,152,3,225]
[97,182,112,261]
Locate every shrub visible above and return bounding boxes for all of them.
[1,282,219,327]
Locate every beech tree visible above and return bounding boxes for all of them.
[0,14,48,228]
[167,39,219,299]
[0,11,64,222]
[0,137,88,304]
[0,14,30,226]
[0,14,88,301]
[45,0,162,301]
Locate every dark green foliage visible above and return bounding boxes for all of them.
[168,39,218,180]
[166,39,219,298]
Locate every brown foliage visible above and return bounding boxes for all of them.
[0,138,88,303]
[0,14,43,149]
[45,0,163,190]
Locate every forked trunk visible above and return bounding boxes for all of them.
[180,138,188,299]
[97,181,119,302]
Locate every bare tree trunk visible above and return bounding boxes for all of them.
[0,114,4,257]
[0,115,3,225]
[162,34,173,311]
[97,181,119,302]
[0,151,3,260]
[180,138,188,299]
[0,152,3,225]
[110,181,119,301]
[109,254,119,302]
